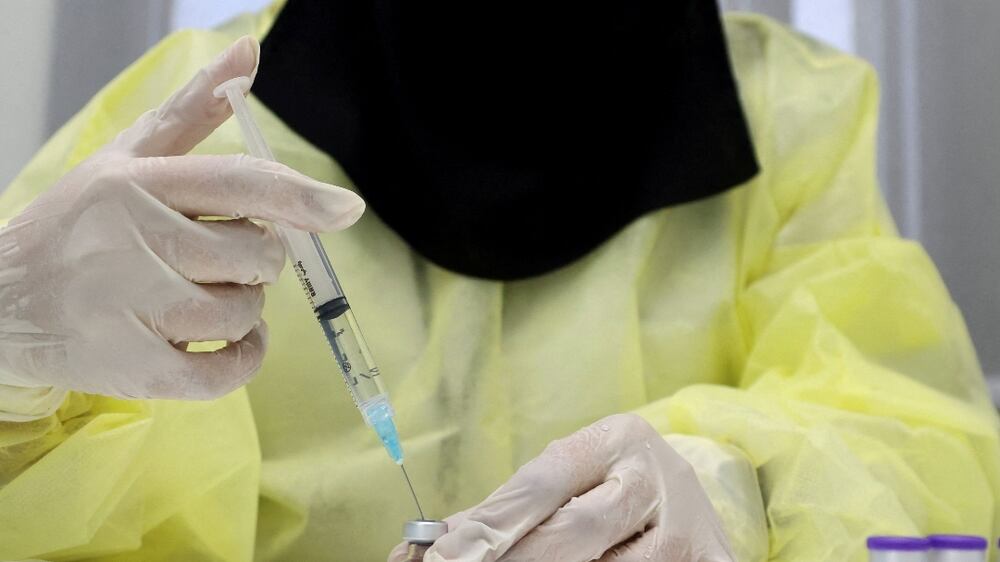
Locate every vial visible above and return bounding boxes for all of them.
[867,536,931,562]
[927,535,988,562]
[402,519,448,562]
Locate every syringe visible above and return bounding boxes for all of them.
[214,77,423,518]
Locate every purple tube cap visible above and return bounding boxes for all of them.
[927,535,988,551]
[867,536,931,551]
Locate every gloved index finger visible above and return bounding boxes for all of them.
[109,35,260,158]
[129,154,365,233]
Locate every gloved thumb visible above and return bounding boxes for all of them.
[108,35,260,158]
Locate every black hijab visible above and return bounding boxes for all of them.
[254,1,758,280]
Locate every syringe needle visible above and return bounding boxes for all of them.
[400,464,426,521]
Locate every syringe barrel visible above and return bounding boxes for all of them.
[219,79,403,462]
[317,305,387,409]
[221,81,347,313]
[278,228,346,308]
[318,303,404,463]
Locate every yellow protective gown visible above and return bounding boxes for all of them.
[1,6,998,562]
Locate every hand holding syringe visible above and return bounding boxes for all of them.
[214,76,425,519]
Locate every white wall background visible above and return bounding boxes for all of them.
[170,0,271,30]
[2,0,999,401]
[0,1,57,191]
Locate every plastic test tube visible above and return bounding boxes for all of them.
[868,536,932,562]
[927,535,988,562]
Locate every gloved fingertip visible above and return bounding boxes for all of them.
[308,185,366,232]
[254,319,269,349]
[385,542,409,562]
[215,35,259,86]
[330,197,366,231]
[240,35,261,84]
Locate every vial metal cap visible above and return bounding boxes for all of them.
[403,520,448,545]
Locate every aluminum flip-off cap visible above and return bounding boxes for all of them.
[403,520,448,545]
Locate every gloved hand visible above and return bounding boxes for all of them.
[0,36,364,400]
[390,414,735,562]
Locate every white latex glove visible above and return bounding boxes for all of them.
[0,36,364,401]
[390,414,736,562]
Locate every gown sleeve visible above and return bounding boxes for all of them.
[637,15,1000,562]
[0,30,261,562]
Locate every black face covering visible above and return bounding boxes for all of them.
[254,1,758,280]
